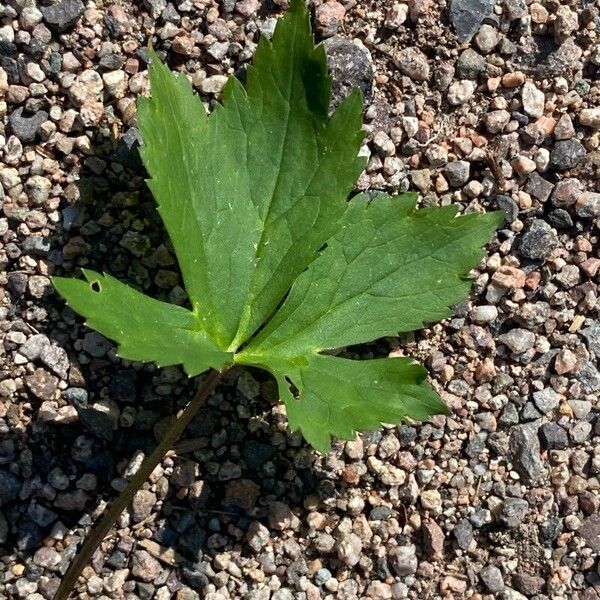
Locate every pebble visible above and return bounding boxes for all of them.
[78,400,119,440]
[540,422,569,450]
[575,192,600,219]
[324,37,373,108]
[422,519,445,558]
[471,305,498,323]
[525,173,553,201]
[315,1,345,38]
[499,497,529,528]
[19,334,50,361]
[102,70,127,98]
[25,368,59,401]
[246,521,270,552]
[552,178,581,207]
[453,518,473,550]
[581,321,600,359]
[396,47,430,81]
[449,0,496,42]
[33,547,61,570]
[521,82,545,118]
[513,574,544,595]
[498,328,535,353]
[82,332,113,357]
[68,70,104,106]
[336,533,362,566]
[509,423,546,484]
[388,545,418,576]
[40,0,84,32]
[420,489,442,511]
[444,160,470,186]
[40,344,69,379]
[456,49,485,80]
[581,515,600,551]
[267,502,293,531]
[132,489,157,522]
[8,108,48,142]
[131,550,162,582]
[200,75,228,95]
[224,479,259,511]
[0,469,22,505]
[579,107,600,129]
[474,24,498,54]
[447,80,476,105]
[533,388,560,414]
[480,565,505,593]
[551,139,586,170]
[517,219,558,260]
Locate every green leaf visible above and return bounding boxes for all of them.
[242,193,503,358]
[238,193,500,449]
[137,0,364,348]
[273,355,448,452]
[53,270,231,375]
[53,0,501,451]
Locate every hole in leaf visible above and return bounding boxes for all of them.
[284,376,299,397]
[90,280,102,293]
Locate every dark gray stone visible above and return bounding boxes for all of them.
[8,107,48,143]
[520,402,542,422]
[453,518,473,549]
[547,38,583,76]
[533,388,560,414]
[243,441,276,470]
[496,194,519,223]
[137,583,156,600]
[480,565,505,593]
[499,403,519,426]
[16,519,42,552]
[499,497,529,527]
[7,272,28,297]
[539,516,563,546]
[517,219,558,260]
[539,422,569,449]
[525,173,554,201]
[78,401,119,441]
[547,208,573,229]
[509,423,547,484]
[62,387,89,408]
[0,470,21,506]
[444,160,471,187]
[581,321,600,359]
[40,0,85,32]
[449,0,496,42]
[323,37,373,109]
[551,139,586,170]
[575,361,600,394]
[456,48,486,79]
[28,502,59,527]
[369,506,392,521]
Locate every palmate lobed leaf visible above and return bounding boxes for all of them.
[52,0,501,452]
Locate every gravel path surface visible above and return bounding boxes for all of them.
[1,0,600,598]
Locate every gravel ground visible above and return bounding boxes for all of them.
[1,0,600,598]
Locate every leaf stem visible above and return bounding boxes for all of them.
[53,368,228,600]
